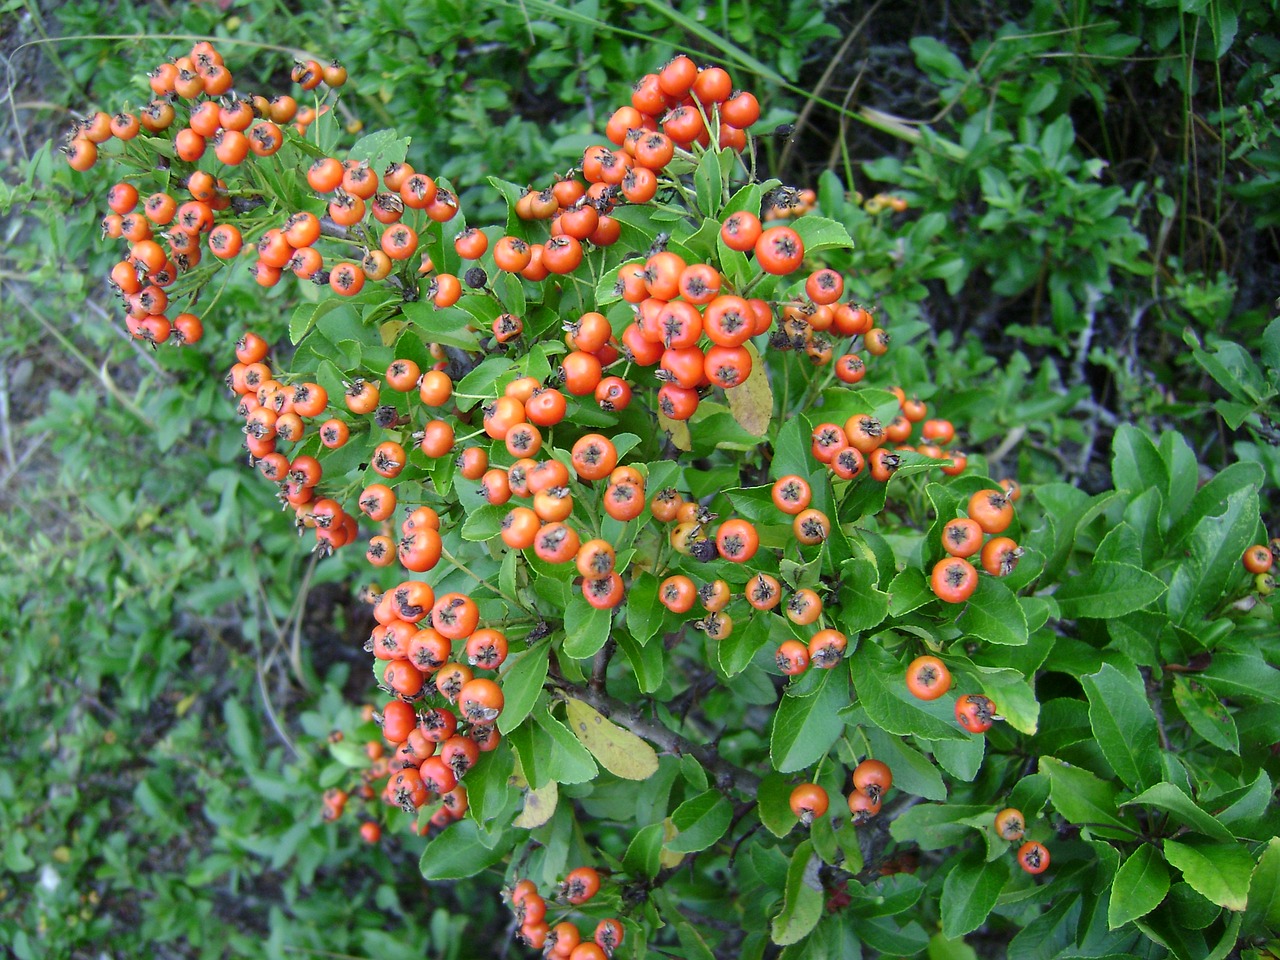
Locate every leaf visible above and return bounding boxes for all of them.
[512,781,558,829]
[888,566,933,617]
[563,697,660,780]
[718,610,775,677]
[1122,783,1236,843]
[910,36,968,81]
[668,790,734,853]
[789,215,853,256]
[1055,561,1167,620]
[497,639,549,734]
[453,356,515,410]
[615,630,665,694]
[693,146,724,218]
[865,726,947,801]
[1243,837,1280,938]
[955,575,1028,645]
[1108,844,1170,928]
[626,571,664,645]
[941,852,1008,938]
[1166,484,1261,625]
[890,804,993,851]
[851,644,967,742]
[289,299,347,344]
[1081,664,1162,790]
[460,502,507,542]
[1163,840,1252,912]
[534,709,597,784]
[1172,675,1240,753]
[1038,757,1132,832]
[419,820,507,880]
[623,822,665,878]
[561,596,612,659]
[758,771,800,838]
[1200,652,1280,704]
[770,666,850,771]
[726,342,773,436]
[771,841,824,945]
[1111,423,1169,495]
[400,299,482,351]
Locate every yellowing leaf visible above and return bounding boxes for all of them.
[660,818,685,868]
[380,319,408,346]
[563,697,660,780]
[513,781,558,829]
[658,411,692,451]
[726,342,772,436]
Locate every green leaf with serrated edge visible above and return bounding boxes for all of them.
[1172,670,1233,757]
[851,644,967,741]
[564,697,660,781]
[453,356,515,411]
[955,575,1028,645]
[467,741,513,824]
[1081,664,1162,790]
[771,840,824,946]
[668,790,733,853]
[1163,840,1252,911]
[758,771,800,838]
[719,610,775,677]
[623,822,665,878]
[941,851,1009,938]
[400,300,482,351]
[789,215,853,256]
[890,804,993,850]
[1108,845,1170,929]
[512,781,557,829]
[932,734,985,782]
[1055,561,1167,620]
[1166,484,1261,625]
[972,666,1039,735]
[615,630,664,694]
[1199,652,1280,703]
[1122,783,1236,843]
[290,299,347,344]
[836,557,890,633]
[562,596,611,660]
[1111,423,1170,495]
[534,709,597,784]
[625,570,662,645]
[866,727,946,801]
[1167,461,1264,549]
[694,147,724,219]
[770,666,849,772]
[497,639,549,734]
[460,502,506,542]
[419,820,507,880]
[888,566,933,617]
[1038,757,1133,832]
[1243,837,1280,937]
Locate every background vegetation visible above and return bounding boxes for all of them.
[1,0,1276,957]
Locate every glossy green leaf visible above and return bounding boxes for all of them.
[668,790,733,853]
[770,665,849,772]
[497,639,549,734]
[419,820,507,880]
[1108,844,1170,928]
[1243,836,1280,938]
[851,644,967,741]
[1081,663,1162,790]
[956,575,1028,645]
[623,822,665,879]
[1163,840,1252,911]
[1039,757,1132,832]
[941,852,1008,938]
[1171,676,1239,753]
[771,840,824,945]
[1122,783,1236,843]
[626,571,664,645]
[1055,561,1167,620]
[561,595,612,659]
[758,771,800,838]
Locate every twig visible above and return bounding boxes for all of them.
[590,638,614,696]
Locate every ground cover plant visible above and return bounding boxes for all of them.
[3,1,1279,958]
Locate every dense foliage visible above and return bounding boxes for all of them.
[2,2,1278,958]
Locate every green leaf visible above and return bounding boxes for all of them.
[497,639,549,734]
[941,852,1008,938]
[1163,840,1252,912]
[1111,423,1170,495]
[771,841,824,946]
[770,665,850,771]
[910,36,968,81]
[289,299,347,344]
[1081,664,1162,790]
[956,575,1028,645]
[419,820,507,880]
[1166,483,1261,625]
[758,772,800,838]
[615,630,665,694]
[888,566,933,617]
[851,644,966,741]
[626,571,664,645]
[1171,676,1239,753]
[534,709,597,784]
[563,698,660,781]
[1108,844,1170,928]
[1122,783,1236,843]
[562,596,612,659]
[718,611,775,677]
[453,357,515,410]
[1038,757,1132,832]
[1055,561,1167,620]
[694,146,724,219]
[890,804,991,851]
[1200,652,1280,704]
[400,299,483,351]
[624,821,665,878]
[1243,836,1280,938]
[866,726,947,801]
[460,502,507,542]
[789,215,854,256]
[668,790,733,853]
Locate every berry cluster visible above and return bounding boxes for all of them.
[506,871,622,956]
